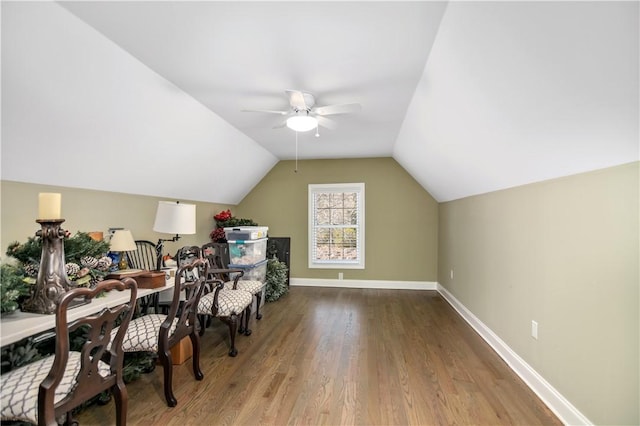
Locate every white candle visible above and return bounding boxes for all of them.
[38,193,61,220]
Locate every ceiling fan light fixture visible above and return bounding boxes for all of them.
[286,112,318,132]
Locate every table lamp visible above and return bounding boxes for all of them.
[110,229,137,270]
[153,201,196,271]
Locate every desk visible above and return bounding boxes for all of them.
[0,278,174,347]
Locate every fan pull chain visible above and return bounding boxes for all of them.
[295,131,298,173]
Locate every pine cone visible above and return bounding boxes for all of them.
[24,263,39,277]
[96,256,112,271]
[80,256,99,268]
[89,276,101,288]
[65,262,80,276]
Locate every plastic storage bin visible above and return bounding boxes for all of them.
[228,238,268,265]
[224,226,269,241]
[228,259,268,283]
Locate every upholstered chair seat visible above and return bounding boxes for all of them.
[196,282,253,357]
[198,288,253,319]
[222,280,263,295]
[114,314,178,352]
[0,352,110,424]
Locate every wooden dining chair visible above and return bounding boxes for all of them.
[0,278,138,426]
[202,241,267,321]
[111,259,207,407]
[174,246,252,357]
[127,240,158,270]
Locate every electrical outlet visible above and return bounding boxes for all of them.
[338,272,343,280]
[531,320,538,339]
[450,269,454,280]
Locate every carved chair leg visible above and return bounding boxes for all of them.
[227,315,238,357]
[198,314,207,336]
[190,332,204,381]
[255,291,263,320]
[239,310,246,334]
[158,350,177,407]
[112,380,128,426]
[243,305,252,336]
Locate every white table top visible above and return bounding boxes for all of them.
[0,278,175,347]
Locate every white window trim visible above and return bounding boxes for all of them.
[308,182,365,269]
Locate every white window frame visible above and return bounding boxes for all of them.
[308,183,365,269]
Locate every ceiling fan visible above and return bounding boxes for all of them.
[242,90,361,134]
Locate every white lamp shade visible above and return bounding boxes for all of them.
[110,230,137,252]
[153,201,196,235]
[286,114,318,132]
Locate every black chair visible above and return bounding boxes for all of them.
[127,240,158,271]
[0,279,138,426]
[128,240,160,313]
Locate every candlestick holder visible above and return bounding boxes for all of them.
[22,219,71,315]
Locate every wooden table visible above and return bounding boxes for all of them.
[0,276,174,347]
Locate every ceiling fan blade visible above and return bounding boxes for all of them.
[285,90,315,110]
[242,109,288,115]
[315,103,362,116]
[316,116,337,130]
[272,121,287,129]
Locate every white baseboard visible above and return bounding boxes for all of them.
[287,278,591,424]
[290,278,437,290]
[437,283,592,426]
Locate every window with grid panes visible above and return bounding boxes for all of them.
[308,183,365,269]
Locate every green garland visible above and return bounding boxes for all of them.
[0,264,30,313]
[6,231,110,265]
[5,231,112,288]
[265,257,288,302]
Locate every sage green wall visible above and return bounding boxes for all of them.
[438,162,639,425]
[235,158,439,282]
[0,181,231,261]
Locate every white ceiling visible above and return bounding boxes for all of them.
[2,1,638,203]
[58,1,448,160]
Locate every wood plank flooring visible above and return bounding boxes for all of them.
[78,287,561,425]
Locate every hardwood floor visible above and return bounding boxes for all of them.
[78,287,561,425]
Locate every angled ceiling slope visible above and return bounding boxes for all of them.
[1,1,278,205]
[395,1,639,202]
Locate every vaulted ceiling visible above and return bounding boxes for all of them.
[2,1,638,204]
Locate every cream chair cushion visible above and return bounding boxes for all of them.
[223,280,264,294]
[198,289,252,317]
[0,352,109,424]
[113,314,178,352]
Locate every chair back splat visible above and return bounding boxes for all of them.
[1,278,137,426]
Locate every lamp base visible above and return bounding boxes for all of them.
[118,252,128,270]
